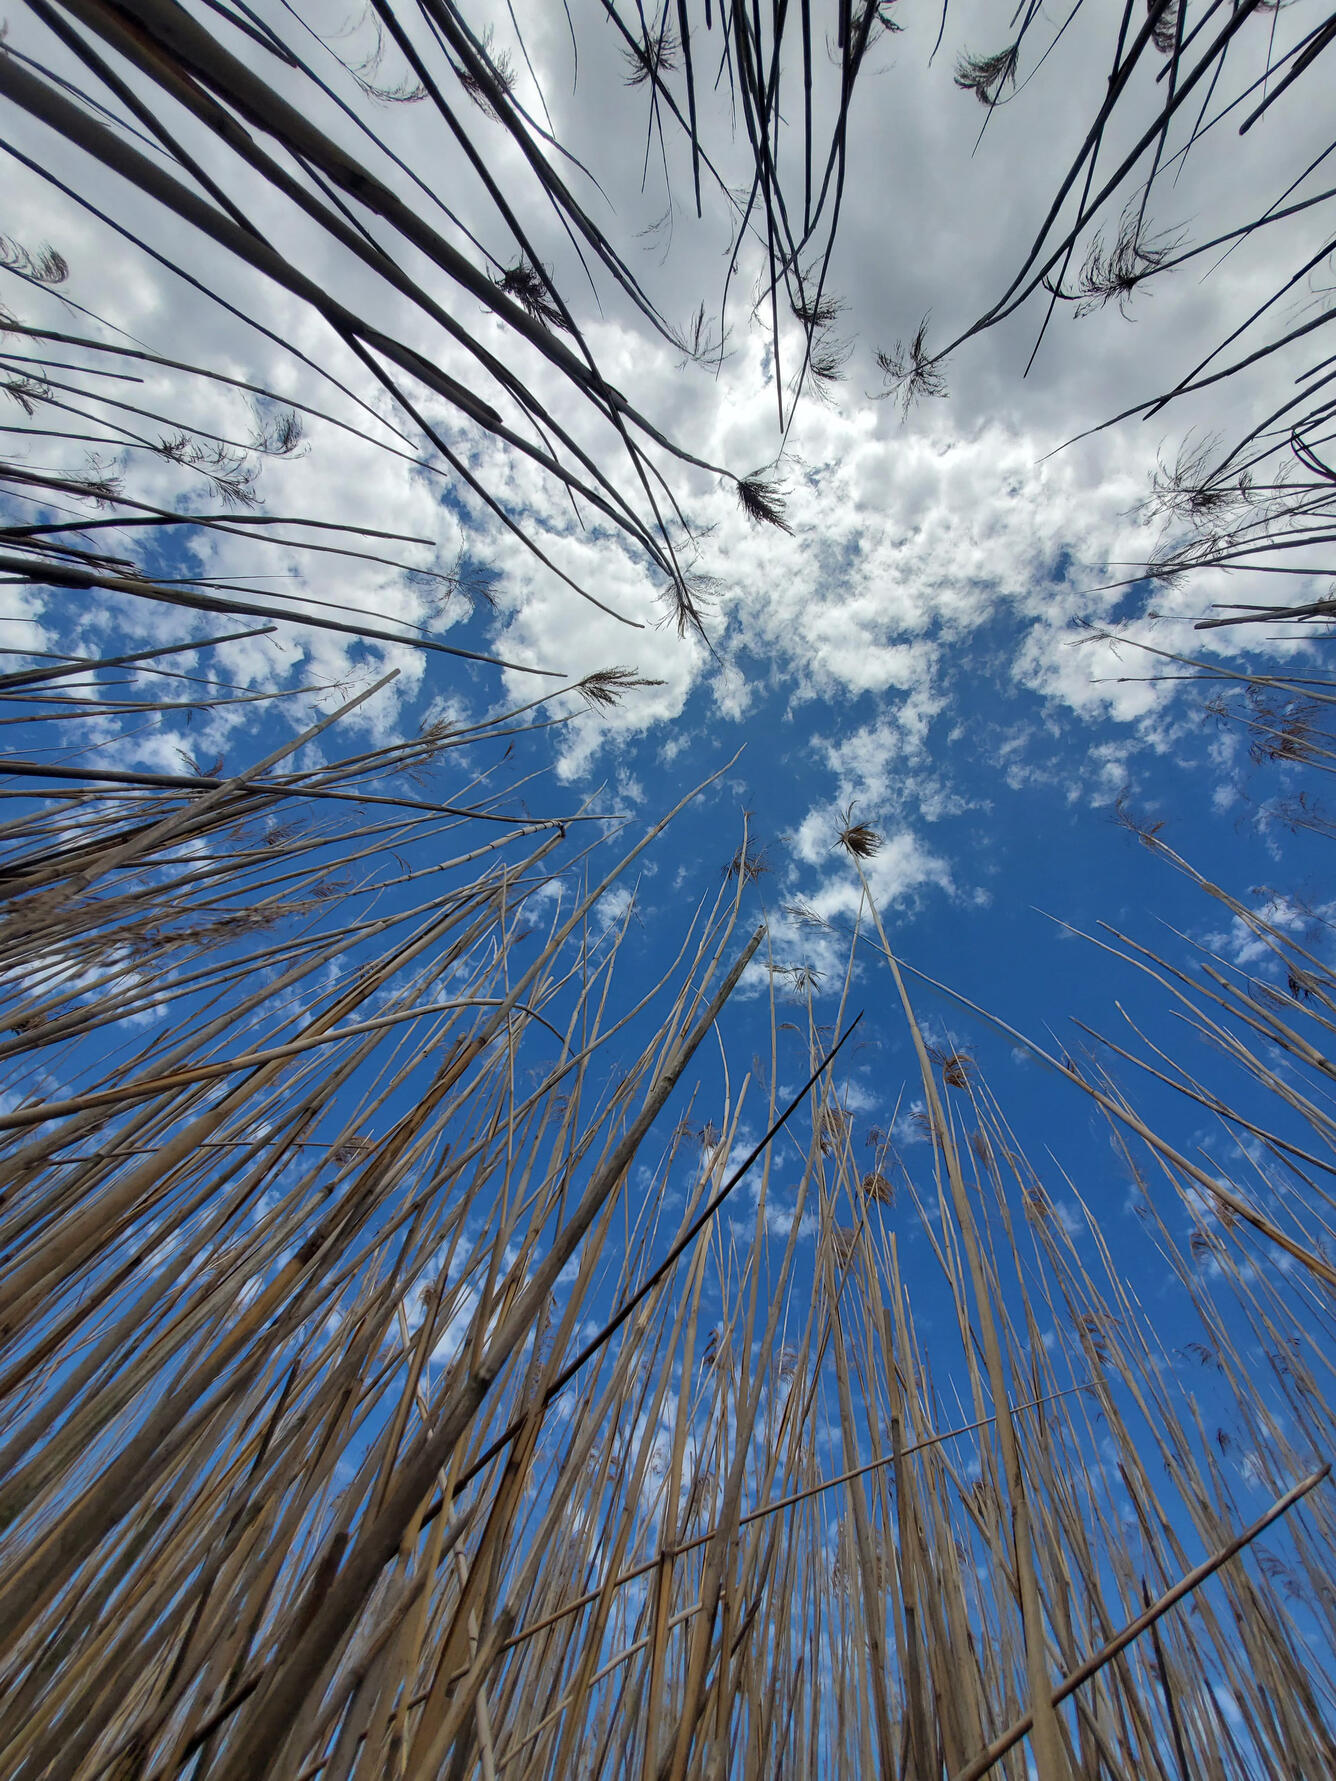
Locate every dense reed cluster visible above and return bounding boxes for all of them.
[2,702,1336,1779]
[3,2,1336,1778]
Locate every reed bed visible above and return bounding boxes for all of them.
[2,4,1336,1776]
[0,710,1335,1777]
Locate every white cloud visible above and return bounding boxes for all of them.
[3,0,1331,912]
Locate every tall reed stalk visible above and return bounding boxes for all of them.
[3,5,1336,1777]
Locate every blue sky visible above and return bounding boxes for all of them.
[5,0,1336,1675]
[8,547,1327,1501]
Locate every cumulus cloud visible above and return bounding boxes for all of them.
[3,0,1329,895]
